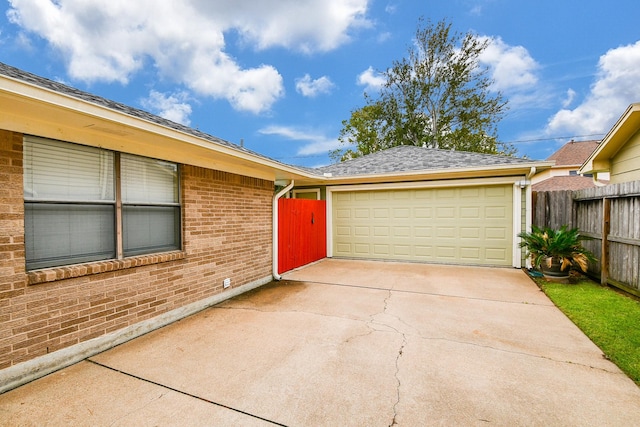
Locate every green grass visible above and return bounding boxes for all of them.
[536,275,640,385]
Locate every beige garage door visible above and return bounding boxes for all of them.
[332,185,513,266]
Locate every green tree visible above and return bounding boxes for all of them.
[331,18,514,162]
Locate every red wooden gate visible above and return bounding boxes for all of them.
[278,198,326,274]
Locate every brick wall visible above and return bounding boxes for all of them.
[0,130,274,370]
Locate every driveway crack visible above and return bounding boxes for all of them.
[389,333,407,427]
[374,290,408,427]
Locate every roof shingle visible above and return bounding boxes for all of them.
[546,140,599,166]
[315,145,536,176]
[531,175,599,191]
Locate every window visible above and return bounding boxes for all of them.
[24,137,181,270]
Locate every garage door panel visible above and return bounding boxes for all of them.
[436,246,456,259]
[336,208,351,219]
[414,207,432,218]
[394,245,411,256]
[486,227,507,239]
[460,247,481,260]
[393,226,411,237]
[415,226,432,237]
[332,185,513,266]
[486,206,507,218]
[486,248,508,261]
[460,227,481,239]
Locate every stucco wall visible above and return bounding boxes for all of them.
[0,129,273,370]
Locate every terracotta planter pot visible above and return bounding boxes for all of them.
[541,257,570,281]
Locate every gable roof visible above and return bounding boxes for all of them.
[580,103,640,174]
[547,140,599,166]
[316,145,543,177]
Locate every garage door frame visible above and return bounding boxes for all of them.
[326,177,528,268]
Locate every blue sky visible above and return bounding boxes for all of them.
[1,0,639,167]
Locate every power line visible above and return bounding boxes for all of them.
[506,133,605,144]
[272,133,606,160]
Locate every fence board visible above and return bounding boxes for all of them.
[532,181,640,293]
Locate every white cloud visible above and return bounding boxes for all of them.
[295,74,335,97]
[7,0,370,113]
[377,31,392,43]
[259,125,340,155]
[546,40,640,135]
[357,66,386,91]
[562,88,577,108]
[141,90,192,125]
[384,4,397,14]
[479,36,539,92]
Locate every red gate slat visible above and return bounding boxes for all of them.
[278,198,326,274]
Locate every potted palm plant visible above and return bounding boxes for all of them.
[518,225,596,280]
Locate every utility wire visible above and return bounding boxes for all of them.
[272,133,606,160]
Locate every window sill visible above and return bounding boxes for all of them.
[27,251,186,285]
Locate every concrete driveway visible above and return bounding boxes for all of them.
[2,259,640,426]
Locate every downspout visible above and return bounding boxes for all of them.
[524,167,536,269]
[272,180,294,281]
[592,172,607,187]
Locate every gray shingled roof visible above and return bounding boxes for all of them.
[0,61,292,168]
[315,145,537,176]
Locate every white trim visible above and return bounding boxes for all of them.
[513,183,523,268]
[326,188,333,258]
[327,176,521,193]
[292,188,321,200]
[273,180,295,280]
[525,183,533,269]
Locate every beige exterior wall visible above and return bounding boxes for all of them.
[610,129,640,184]
[0,130,273,370]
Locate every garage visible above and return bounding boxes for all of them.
[291,145,553,270]
[329,183,514,267]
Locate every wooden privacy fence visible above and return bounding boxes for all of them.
[532,181,640,296]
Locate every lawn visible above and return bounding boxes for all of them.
[535,274,640,386]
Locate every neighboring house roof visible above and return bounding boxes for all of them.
[546,140,599,166]
[580,103,640,175]
[532,175,598,191]
[531,140,602,191]
[316,145,538,177]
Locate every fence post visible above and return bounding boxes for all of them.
[601,198,610,286]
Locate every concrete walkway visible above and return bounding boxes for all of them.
[2,259,640,426]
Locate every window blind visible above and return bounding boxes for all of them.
[24,136,114,202]
[121,154,178,204]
